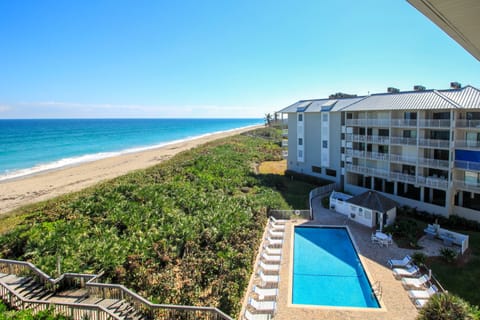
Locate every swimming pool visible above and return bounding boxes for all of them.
[292,226,379,308]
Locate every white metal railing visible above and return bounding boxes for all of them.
[456,120,480,128]
[282,129,288,136]
[345,119,391,127]
[390,136,417,145]
[418,158,450,169]
[344,164,389,178]
[345,149,365,158]
[418,138,451,148]
[282,150,288,158]
[389,154,417,164]
[418,119,451,127]
[281,139,288,147]
[455,140,480,148]
[345,134,366,142]
[389,172,417,184]
[454,180,480,193]
[366,135,390,144]
[417,176,449,189]
[366,151,389,161]
[455,160,480,171]
[391,119,417,127]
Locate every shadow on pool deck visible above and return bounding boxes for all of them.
[241,197,426,320]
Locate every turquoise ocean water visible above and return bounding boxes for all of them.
[0,118,263,181]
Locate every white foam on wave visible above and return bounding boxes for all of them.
[0,124,261,182]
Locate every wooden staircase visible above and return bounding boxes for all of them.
[0,259,232,320]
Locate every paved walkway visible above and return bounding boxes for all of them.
[242,197,432,320]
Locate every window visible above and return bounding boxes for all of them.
[404,112,417,120]
[326,169,337,177]
[298,150,303,157]
[378,145,389,154]
[403,130,417,138]
[298,114,303,122]
[312,166,322,173]
[322,114,328,122]
[298,138,303,146]
[379,129,389,137]
[322,140,328,148]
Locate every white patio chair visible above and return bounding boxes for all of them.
[371,233,381,245]
[402,274,430,289]
[414,298,429,309]
[392,265,419,279]
[244,310,271,320]
[258,261,280,273]
[261,252,281,263]
[263,245,282,256]
[268,229,284,239]
[408,285,438,300]
[269,216,286,225]
[253,285,278,299]
[248,297,276,312]
[265,237,283,246]
[387,255,412,268]
[258,270,279,284]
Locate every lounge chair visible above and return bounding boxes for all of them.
[387,255,412,268]
[261,252,281,263]
[258,261,280,272]
[402,274,430,289]
[268,229,284,239]
[244,310,271,320]
[258,271,279,284]
[268,221,285,231]
[408,285,438,300]
[263,245,282,255]
[269,216,286,224]
[253,285,278,299]
[392,265,419,279]
[248,297,276,312]
[414,299,429,309]
[265,237,283,246]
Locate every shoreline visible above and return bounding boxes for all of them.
[0,125,263,216]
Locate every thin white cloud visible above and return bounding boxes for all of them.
[0,105,11,113]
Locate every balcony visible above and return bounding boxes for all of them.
[418,158,450,169]
[417,176,449,189]
[391,119,417,127]
[455,160,480,171]
[418,119,451,128]
[455,140,480,148]
[345,134,365,142]
[456,120,480,128]
[366,135,390,144]
[282,150,288,158]
[345,164,389,178]
[282,129,288,136]
[390,171,417,184]
[345,149,365,158]
[281,139,288,147]
[390,153,417,164]
[390,136,417,145]
[366,151,389,161]
[418,138,451,149]
[454,180,480,193]
[345,119,391,127]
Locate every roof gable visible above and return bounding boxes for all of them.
[346,191,398,212]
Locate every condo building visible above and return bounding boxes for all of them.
[279,84,480,221]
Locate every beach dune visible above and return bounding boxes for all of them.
[0,126,262,216]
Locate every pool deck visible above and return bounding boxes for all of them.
[242,197,427,320]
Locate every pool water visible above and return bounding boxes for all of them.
[292,227,379,308]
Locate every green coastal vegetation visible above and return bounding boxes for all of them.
[0,128,316,317]
[0,301,69,320]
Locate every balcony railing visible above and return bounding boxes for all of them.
[344,164,389,178]
[366,151,389,161]
[455,140,480,148]
[417,176,449,189]
[282,129,288,136]
[282,150,288,158]
[418,138,451,148]
[390,171,417,184]
[418,119,451,128]
[281,139,288,147]
[390,136,418,145]
[345,134,365,142]
[389,153,417,164]
[418,158,450,169]
[456,120,480,128]
[391,119,417,127]
[366,135,390,144]
[345,119,391,127]
[454,180,480,193]
[345,149,365,158]
[455,160,480,171]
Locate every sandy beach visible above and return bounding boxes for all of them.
[0,125,262,216]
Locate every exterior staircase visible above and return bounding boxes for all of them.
[0,259,232,320]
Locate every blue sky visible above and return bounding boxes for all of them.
[0,0,479,119]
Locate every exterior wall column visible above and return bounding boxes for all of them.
[382,179,386,192]
[429,188,434,202]
[458,191,463,206]
[394,182,398,195]
[420,186,424,202]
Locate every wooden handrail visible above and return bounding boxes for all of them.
[0,258,233,320]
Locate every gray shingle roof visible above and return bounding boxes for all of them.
[346,191,398,212]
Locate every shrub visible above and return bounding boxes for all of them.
[412,252,427,265]
[321,196,330,209]
[440,247,457,264]
[417,293,474,320]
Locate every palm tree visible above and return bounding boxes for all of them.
[264,113,272,127]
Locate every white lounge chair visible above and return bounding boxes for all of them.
[268,229,284,239]
[258,261,280,273]
[265,237,283,246]
[261,252,281,263]
[392,265,419,279]
[248,297,276,311]
[263,245,282,255]
[268,221,285,231]
[414,299,429,309]
[258,271,279,284]
[402,274,430,289]
[244,310,271,320]
[387,255,412,268]
[253,285,278,299]
[269,216,286,224]
[408,285,438,300]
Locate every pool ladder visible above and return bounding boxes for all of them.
[372,281,382,300]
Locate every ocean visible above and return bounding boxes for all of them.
[0,118,263,181]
